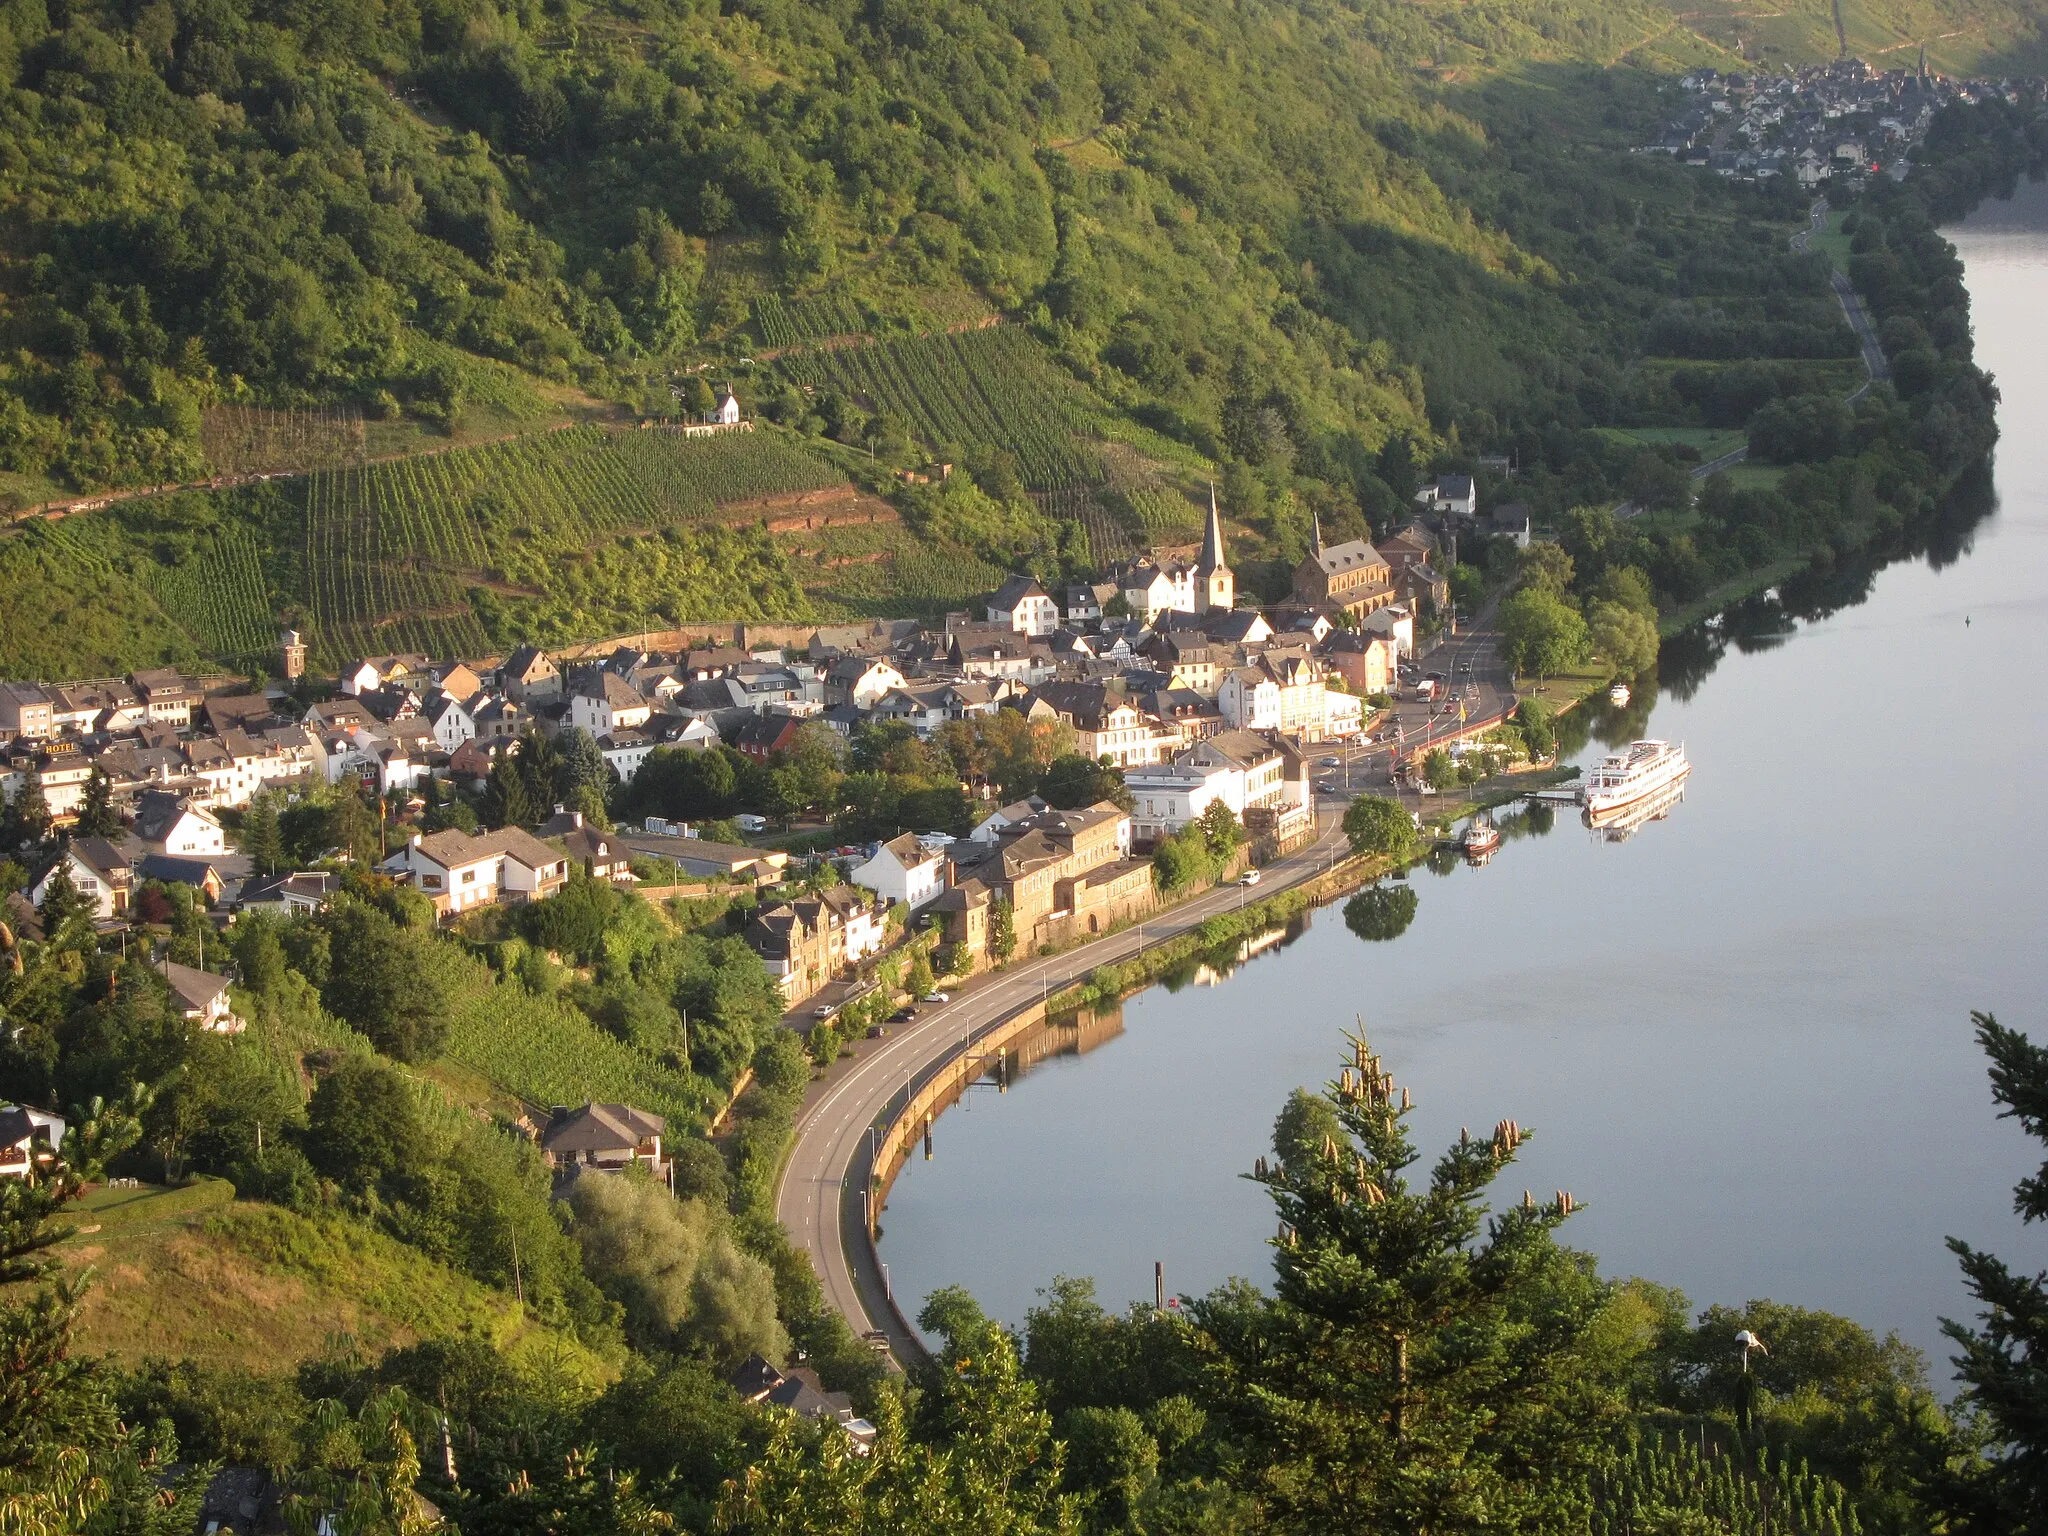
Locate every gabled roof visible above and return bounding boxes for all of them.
[68,836,131,880]
[401,826,564,874]
[872,831,942,870]
[133,790,217,843]
[541,1102,665,1155]
[988,574,1051,610]
[1304,539,1386,576]
[161,960,230,1014]
[135,853,223,889]
[503,645,557,682]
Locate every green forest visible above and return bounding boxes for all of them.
[0,0,2042,677]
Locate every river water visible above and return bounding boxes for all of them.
[877,181,2048,1372]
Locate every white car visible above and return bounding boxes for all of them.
[1239,869,1261,886]
[1319,756,1341,767]
[923,991,950,1004]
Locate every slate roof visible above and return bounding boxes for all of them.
[540,1103,665,1157]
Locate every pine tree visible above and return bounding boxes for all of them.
[73,767,117,838]
[559,727,609,800]
[1937,1011,2048,1527]
[517,729,562,817]
[8,773,50,845]
[483,757,535,829]
[35,866,94,939]
[1191,1036,1618,1535]
[240,791,283,875]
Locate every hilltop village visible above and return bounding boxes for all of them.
[0,490,1485,1016]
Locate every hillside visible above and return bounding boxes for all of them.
[0,0,2035,677]
[48,1181,616,1379]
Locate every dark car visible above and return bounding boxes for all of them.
[889,1006,920,1023]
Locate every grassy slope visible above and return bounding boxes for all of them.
[1640,0,2048,75]
[49,1188,614,1380]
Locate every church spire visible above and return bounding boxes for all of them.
[1311,502,1324,557]
[1199,482,1227,573]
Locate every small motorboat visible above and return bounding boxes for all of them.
[1608,682,1631,706]
[1461,817,1501,855]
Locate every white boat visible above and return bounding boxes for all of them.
[1580,739,1689,816]
[1584,772,1687,842]
[1461,818,1501,855]
[1608,682,1631,706]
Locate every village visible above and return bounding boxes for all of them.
[0,483,1504,1030]
[1646,57,2029,183]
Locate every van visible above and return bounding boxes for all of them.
[733,814,768,834]
[1413,679,1438,702]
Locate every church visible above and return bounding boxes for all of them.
[1290,511,1398,621]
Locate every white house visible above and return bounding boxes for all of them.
[1414,475,1477,518]
[381,828,570,918]
[570,673,653,737]
[1123,757,1245,845]
[986,575,1060,637]
[132,791,225,856]
[715,384,742,425]
[824,656,907,710]
[598,730,655,784]
[30,836,132,921]
[0,1105,65,1180]
[850,832,946,911]
[1363,604,1416,659]
[338,660,386,697]
[424,692,477,752]
[161,961,245,1034]
[1217,669,1281,732]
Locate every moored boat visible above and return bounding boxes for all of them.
[1608,682,1631,706]
[1580,739,1689,816]
[1461,817,1501,855]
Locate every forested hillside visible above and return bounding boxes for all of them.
[0,0,2039,679]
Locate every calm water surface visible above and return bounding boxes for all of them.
[879,181,2048,1372]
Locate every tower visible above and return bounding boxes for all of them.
[1196,483,1234,612]
[280,628,307,682]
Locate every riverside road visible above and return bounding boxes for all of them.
[773,613,1518,1365]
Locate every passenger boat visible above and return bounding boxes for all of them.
[1608,682,1631,706]
[1461,817,1501,855]
[1584,772,1687,842]
[1580,739,1689,816]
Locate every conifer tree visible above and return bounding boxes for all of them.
[35,866,94,940]
[240,791,284,875]
[73,767,117,839]
[484,757,536,830]
[7,773,50,845]
[1937,1011,2048,1528]
[1191,1036,1619,1535]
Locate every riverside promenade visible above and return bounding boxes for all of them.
[774,806,1362,1367]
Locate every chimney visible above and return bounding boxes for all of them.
[570,811,583,828]
[411,833,422,848]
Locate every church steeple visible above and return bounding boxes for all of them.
[1311,503,1324,557]
[1196,482,1233,612]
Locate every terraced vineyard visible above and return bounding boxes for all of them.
[293,426,843,662]
[141,529,275,662]
[783,327,1106,489]
[751,292,867,349]
[779,521,1006,617]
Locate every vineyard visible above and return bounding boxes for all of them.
[779,520,1008,618]
[429,946,721,1130]
[751,293,867,350]
[292,426,843,663]
[782,327,1107,489]
[140,528,275,662]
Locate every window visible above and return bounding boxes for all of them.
[461,869,476,884]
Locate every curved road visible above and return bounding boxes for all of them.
[776,807,1370,1363]
[776,620,1517,1364]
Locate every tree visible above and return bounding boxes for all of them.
[1936,1012,2048,1528]
[567,1170,786,1364]
[74,768,117,838]
[1516,543,1576,597]
[988,894,1017,964]
[1513,700,1556,762]
[302,1057,422,1194]
[518,729,563,815]
[1195,801,1243,860]
[8,773,50,845]
[1343,884,1418,943]
[36,866,95,940]
[1189,1040,1617,1534]
[1587,600,1660,679]
[1043,754,1132,812]
[906,945,935,999]
[1499,587,1588,679]
[327,789,380,865]
[1342,796,1417,860]
[559,728,611,803]
[482,756,535,830]
[318,903,449,1061]
[239,791,284,875]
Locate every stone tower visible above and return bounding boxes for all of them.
[1195,483,1234,612]
[280,628,307,682]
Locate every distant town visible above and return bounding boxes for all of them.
[1648,58,2036,183]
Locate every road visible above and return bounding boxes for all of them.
[1615,199,1887,521]
[773,616,1518,1365]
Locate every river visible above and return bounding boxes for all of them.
[875,179,2048,1373]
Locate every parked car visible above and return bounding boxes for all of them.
[1319,756,1341,767]
[866,1025,888,1039]
[923,991,950,1004]
[889,1006,920,1024]
[811,1002,839,1020]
